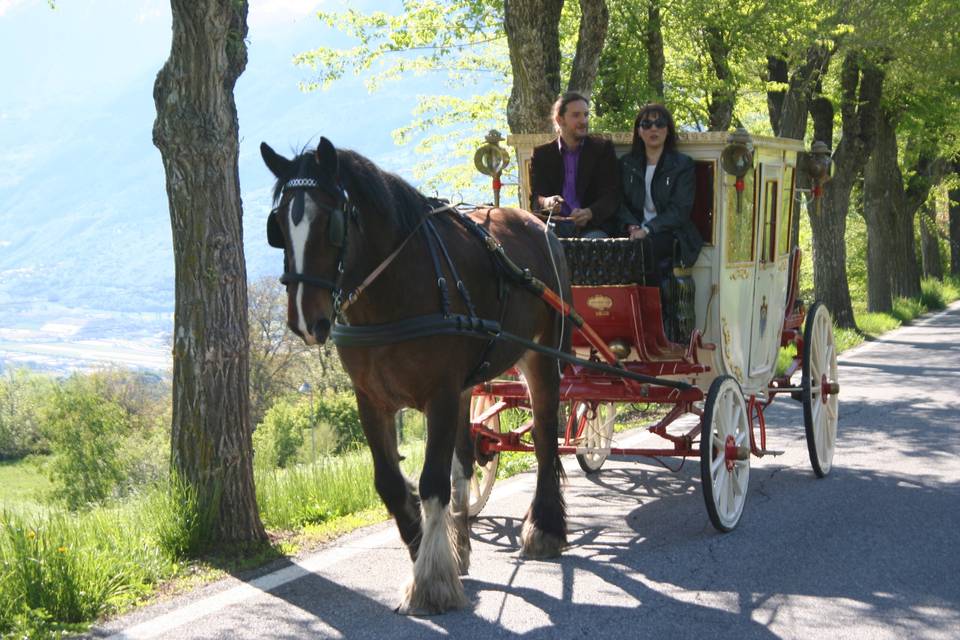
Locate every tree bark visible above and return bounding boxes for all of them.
[568,0,609,95]
[771,47,833,247]
[153,0,266,544]
[807,52,884,329]
[919,207,944,279]
[862,111,899,312]
[950,178,960,277]
[504,0,564,133]
[645,0,665,99]
[704,25,734,131]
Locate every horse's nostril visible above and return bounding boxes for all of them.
[311,319,331,342]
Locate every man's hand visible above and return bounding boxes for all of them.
[541,195,564,214]
[570,207,593,228]
[628,224,648,240]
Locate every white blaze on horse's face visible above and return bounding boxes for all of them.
[289,196,319,344]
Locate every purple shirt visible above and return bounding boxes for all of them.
[559,138,582,216]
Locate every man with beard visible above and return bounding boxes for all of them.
[528,91,620,238]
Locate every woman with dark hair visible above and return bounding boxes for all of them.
[617,103,703,270]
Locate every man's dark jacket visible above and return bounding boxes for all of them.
[617,149,704,267]
[529,135,620,236]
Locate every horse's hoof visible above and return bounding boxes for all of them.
[397,578,468,615]
[520,518,567,559]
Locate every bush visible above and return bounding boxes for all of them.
[0,369,54,459]
[253,399,309,469]
[315,391,364,453]
[42,376,130,510]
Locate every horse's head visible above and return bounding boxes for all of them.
[260,137,347,345]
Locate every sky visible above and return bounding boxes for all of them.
[0,0,331,111]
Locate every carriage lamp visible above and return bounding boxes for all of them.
[474,129,512,207]
[721,128,754,214]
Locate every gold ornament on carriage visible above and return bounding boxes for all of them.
[474,129,511,207]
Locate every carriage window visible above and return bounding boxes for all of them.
[762,180,778,263]
[724,169,755,264]
[777,166,795,256]
[692,161,715,245]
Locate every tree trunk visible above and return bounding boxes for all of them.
[862,111,899,313]
[766,55,788,135]
[770,47,833,248]
[567,0,609,94]
[950,181,960,277]
[153,0,266,544]
[807,52,884,329]
[645,0,665,99]
[504,0,564,133]
[919,207,944,279]
[704,25,734,131]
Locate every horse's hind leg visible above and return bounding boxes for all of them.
[356,393,422,561]
[518,353,567,558]
[399,390,469,615]
[450,390,473,574]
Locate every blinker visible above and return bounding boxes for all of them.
[328,206,346,248]
[266,209,284,248]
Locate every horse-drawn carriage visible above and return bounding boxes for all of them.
[260,127,839,613]
[468,130,839,532]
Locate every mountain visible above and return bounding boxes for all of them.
[0,3,451,373]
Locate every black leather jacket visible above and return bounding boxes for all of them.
[616,150,704,267]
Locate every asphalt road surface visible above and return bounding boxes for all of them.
[91,302,960,640]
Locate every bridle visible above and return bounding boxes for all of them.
[268,176,352,303]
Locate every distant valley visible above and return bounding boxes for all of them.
[0,13,459,375]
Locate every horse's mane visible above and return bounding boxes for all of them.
[271,146,432,235]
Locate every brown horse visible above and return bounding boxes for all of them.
[260,137,570,614]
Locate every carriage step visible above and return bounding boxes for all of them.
[757,449,785,457]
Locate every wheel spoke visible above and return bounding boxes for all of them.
[711,449,725,474]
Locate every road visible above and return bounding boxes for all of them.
[91,302,960,640]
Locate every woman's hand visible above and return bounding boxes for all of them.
[628,224,648,240]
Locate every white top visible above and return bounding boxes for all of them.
[643,164,657,224]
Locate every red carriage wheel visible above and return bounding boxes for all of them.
[802,301,839,478]
[700,375,751,532]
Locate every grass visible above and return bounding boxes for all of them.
[0,458,52,511]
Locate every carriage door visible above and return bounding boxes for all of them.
[718,166,759,385]
[746,163,794,382]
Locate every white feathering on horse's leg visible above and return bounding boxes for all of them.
[449,461,472,575]
[397,497,468,615]
[520,513,566,559]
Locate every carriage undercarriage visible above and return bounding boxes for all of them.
[468,279,840,532]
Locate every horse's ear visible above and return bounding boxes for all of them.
[316,137,339,177]
[261,142,294,179]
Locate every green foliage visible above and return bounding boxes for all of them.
[253,398,309,470]
[856,312,900,336]
[42,377,130,510]
[256,446,424,530]
[0,458,53,512]
[0,369,55,459]
[315,391,364,453]
[0,481,192,637]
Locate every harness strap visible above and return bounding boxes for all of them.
[338,203,455,316]
[426,217,478,318]
[330,313,692,391]
[423,218,452,317]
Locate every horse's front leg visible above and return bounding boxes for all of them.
[518,353,567,558]
[355,392,422,561]
[399,389,469,615]
[450,390,474,574]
